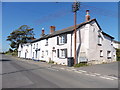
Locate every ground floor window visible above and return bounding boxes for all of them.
[107,51,111,59]
[57,49,67,58]
[36,51,37,58]
[41,51,44,58]
[46,50,48,55]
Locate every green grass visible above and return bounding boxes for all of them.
[48,60,54,64]
[74,62,88,67]
[4,51,18,56]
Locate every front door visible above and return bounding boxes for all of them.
[25,52,27,58]
[36,51,37,60]
[52,50,56,61]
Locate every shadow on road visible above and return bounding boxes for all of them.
[0,59,11,62]
[1,67,44,75]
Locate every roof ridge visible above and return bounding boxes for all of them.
[54,18,96,33]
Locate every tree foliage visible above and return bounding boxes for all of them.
[116,48,120,61]
[7,25,35,50]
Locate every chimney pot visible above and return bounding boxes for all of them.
[86,10,90,21]
[50,26,55,34]
[41,28,45,37]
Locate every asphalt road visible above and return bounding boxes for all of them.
[1,54,118,88]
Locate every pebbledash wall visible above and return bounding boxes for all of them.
[18,11,116,65]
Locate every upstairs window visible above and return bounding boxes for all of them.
[57,34,67,45]
[45,39,48,46]
[107,51,111,59]
[33,44,35,49]
[98,36,102,46]
[36,43,38,49]
[100,50,103,57]
[60,36,65,44]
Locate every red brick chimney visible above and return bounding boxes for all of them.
[86,10,90,21]
[50,26,55,34]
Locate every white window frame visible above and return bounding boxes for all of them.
[107,51,111,59]
[33,44,35,49]
[59,49,67,58]
[100,50,103,57]
[98,36,102,45]
[45,39,48,46]
[41,51,44,58]
[46,50,48,55]
[59,35,65,44]
[61,49,65,58]
[36,43,38,49]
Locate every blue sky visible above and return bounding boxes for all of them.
[2,2,118,52]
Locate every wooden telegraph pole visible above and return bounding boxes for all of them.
[72,1,80,65]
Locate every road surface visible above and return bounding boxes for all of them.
[1,54,118,88]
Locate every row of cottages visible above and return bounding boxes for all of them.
[18,10,116,65]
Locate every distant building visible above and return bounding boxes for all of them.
[18,10,116,65]
[113,40,120,49]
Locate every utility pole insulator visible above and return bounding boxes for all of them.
[72,2,80,12]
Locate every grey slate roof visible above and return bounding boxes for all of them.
[30,18,114,43]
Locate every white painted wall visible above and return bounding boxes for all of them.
[86,21,116,63]
[113,41,120,49]
[18,20,116,65]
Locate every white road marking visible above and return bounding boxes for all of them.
[78,70,87,73]
[71,69,77,71]
[66,69,72,71]
[93,73,101,76]
[74,71,82,73]
[85,74,91,75]
[60,68,65,70]
[89,74,96,77]
[103,76,118,80]
[99,76,114,80]
[47,68,59,71]
[109,77,118,80]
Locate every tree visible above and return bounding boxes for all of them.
[116,48,120,61]
[7,25,35,50]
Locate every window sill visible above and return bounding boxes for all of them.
[98,44,102,46]
[41,56,44,58]
[107,57,111,59]
[45,44,48,46]
[59,57,67,59]
[58,43,66,46]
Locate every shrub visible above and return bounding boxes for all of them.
[116,48,120,61]
[48,60,54,64]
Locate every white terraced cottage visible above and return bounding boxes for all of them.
[18,10,116,65]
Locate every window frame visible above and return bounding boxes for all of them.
[45,39,48,46]
[46,50,48,55]
[98,35,102,46]
[100,50,103,57]
[57,34,67,45]
[107,51,111,59]
[33,44,35,49]
[41,51,44,58]
[57,49,67,59]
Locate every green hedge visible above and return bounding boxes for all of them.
[116,48,120,61]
